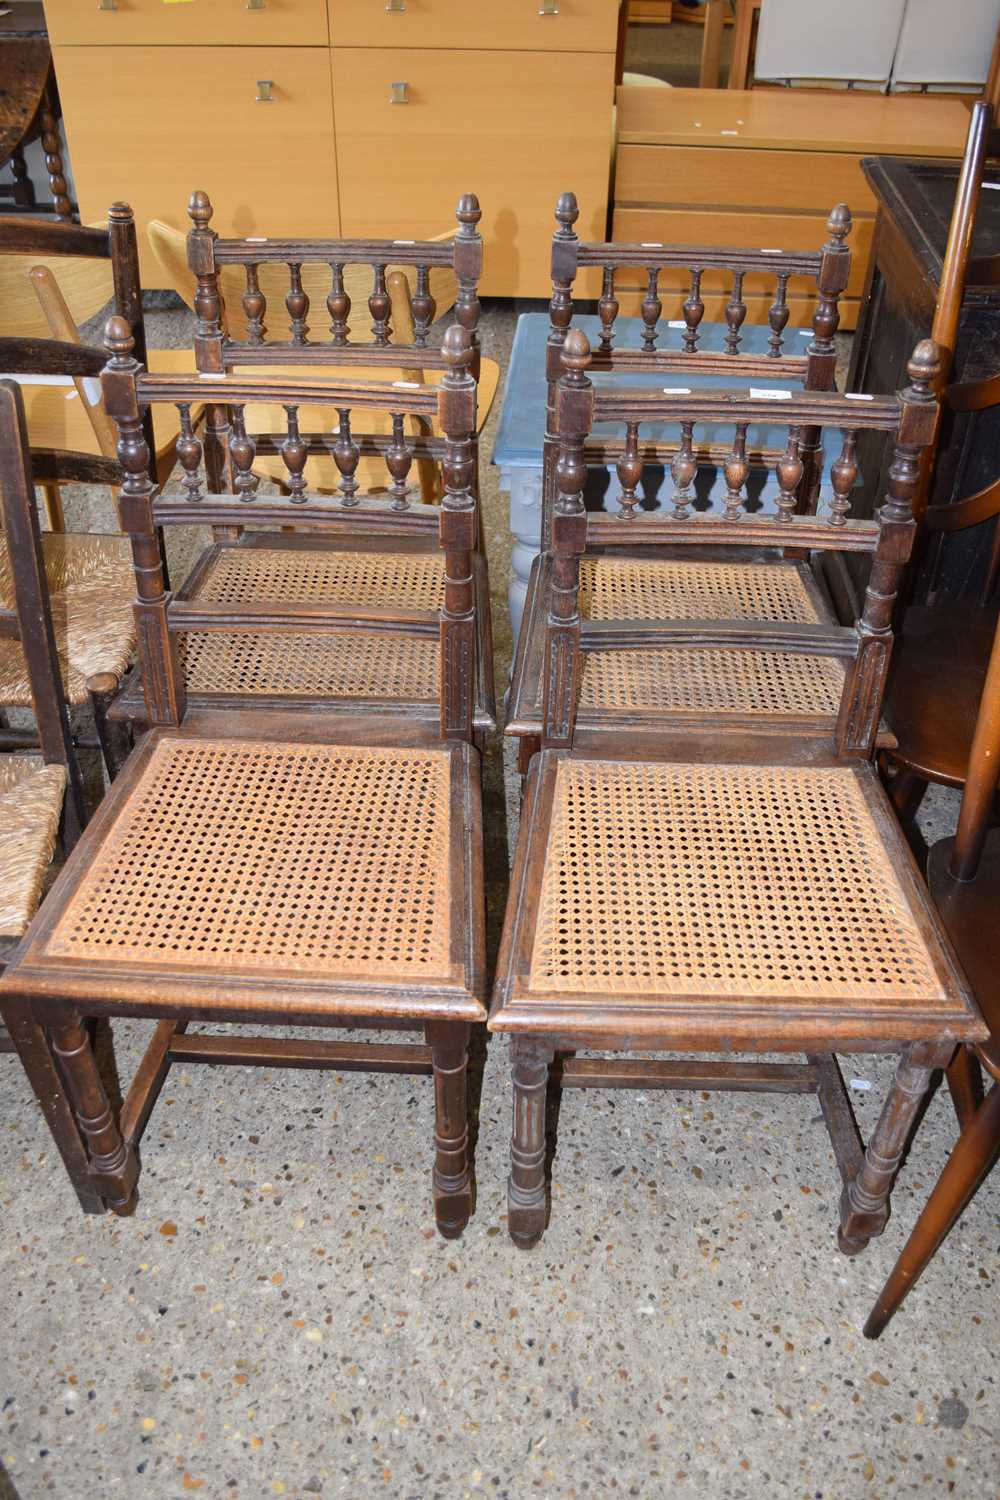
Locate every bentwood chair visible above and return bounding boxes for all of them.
[490,329,986,1254]
[110,192,495,748]
[0,378,107,1216]
[864,608,1000,1337]
[0,320,487,1237]
[879,104,1000,832]
[507,193,853,764]
[0,210,197,529]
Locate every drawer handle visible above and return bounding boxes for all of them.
[539,0,559,12]
[386,0,406,10]
[390,81,409,104]
[97,0,118,10]
[256,79,275,102]
[247,0,266,9]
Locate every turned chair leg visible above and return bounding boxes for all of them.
[507,1036,554,1248]
[49,1017,139,1214]
[864,1081,1000,1338]
[839,1044,946,1255]
[87,673,132,782]
[1,999,104,1214]
[945,1044,984,1131]
[427,1020,472,1239]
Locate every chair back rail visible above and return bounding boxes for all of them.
[540,192,853,542]
[100,318,479,742]
[542,329,940,758]
[187,191,483,374]
[0,380,86,842]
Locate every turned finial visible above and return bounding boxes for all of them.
[108,201,134,225]
[442,323,473,373]
[825,202,852,244]
[455,193,481,234]
[188,190,214,231]
[555,192,579,237]
[907,338,941,392]
[561,327,591,379]
[104,314,134,363]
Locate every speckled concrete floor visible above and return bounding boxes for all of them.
[2,300,997,1500]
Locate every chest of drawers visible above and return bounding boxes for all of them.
[43,0,619,294]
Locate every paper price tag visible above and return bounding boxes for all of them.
[749,388,792,400]
[845,392,875,401]
[663,387,692,395]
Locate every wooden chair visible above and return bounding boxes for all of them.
[0,320,487,1236]
[0,376,109,1216]
[109,192,496,752]
[490,328,986,1251]
[865,608,1000,1337]
[881,103,1000,829]
[0,211,158,779]
[146,209,501,501]
[0,211,197,529]
[507,193,853,763]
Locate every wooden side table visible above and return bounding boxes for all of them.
[0,2,72,220]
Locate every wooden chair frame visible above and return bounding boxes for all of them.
[539,191,853,547]
[0,208,154,776]
[489,328,987,1254]
[107,192,495,748]
[0,322,487,1236]
[0,378,108,1215]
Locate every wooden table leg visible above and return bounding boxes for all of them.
[507,1036,554,1248]
[838,1042,951,1255]
[427,1019,472,1239]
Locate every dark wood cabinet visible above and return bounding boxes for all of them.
[848,153,1000,604]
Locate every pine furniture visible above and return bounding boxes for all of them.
[41,0,620,294]
[490,327,987,1252]
[0,321,488,1235]
[614,86,970,332]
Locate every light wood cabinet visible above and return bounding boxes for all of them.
[614,85,970,330]
[328,0,616,53]
[332,48,615,295]
[51,44,340,279]
[45,0,329,48]
[43,0,619,296]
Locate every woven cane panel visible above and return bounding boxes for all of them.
[195,548,446,610]
[529,761,945,1003]
[0,534,135,707]
[579,557,821,624]
[182,631,439,700]
[578,648,844,717]
[0,757,66,938]
[46,738,454,979]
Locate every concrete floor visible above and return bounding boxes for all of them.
[2,284,998,1499]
